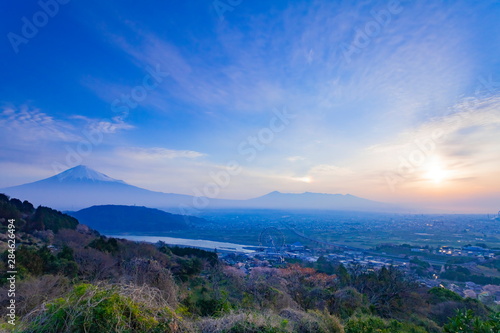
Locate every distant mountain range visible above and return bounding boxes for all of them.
[68,205,206,234]
[1,165,403,213]
[244,191,398,211]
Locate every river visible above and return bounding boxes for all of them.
[106,234,257,253]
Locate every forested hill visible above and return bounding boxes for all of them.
[0,193,78,233]
[67,204,203,233]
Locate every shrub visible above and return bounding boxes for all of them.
[0,275,71,317]
[428,287,462,304]
[280,309,344,333]
[20,283,189,332]
[329,287,369,319]
[344,315,426,333]
[7,245,78,278]
[121,258,178,307]
[88,236,119,254]
[167,246,218,266]
[444,309,500,333]
[197,311,289,333]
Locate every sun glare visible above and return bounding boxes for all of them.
[293,177,312,183]
[425,160,449,184]
[427,167,446,183]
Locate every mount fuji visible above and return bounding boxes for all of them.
[50,165,127,184]
[0,165,206,212]
[1,165,402,213]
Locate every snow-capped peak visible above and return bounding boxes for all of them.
[54,165,126,183]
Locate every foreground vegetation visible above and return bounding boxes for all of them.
[1,194,499,332]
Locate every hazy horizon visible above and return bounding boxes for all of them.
[0,164,497,214]
[1,1,500,213]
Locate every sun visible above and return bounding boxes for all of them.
[292,176,312,183]
[427,167,446,183]
[425,160,449,184]
[298,177,312,183]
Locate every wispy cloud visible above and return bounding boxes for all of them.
[287,156,305,162]
[72,115,134,134]
[83,0,479,139]
[309,164,354,177]
[357,95,500,199]
[0,105,79,142]
[117,147,206,160]
[2,0,499,212]
[107,34,288,114]
[371,96,500,160]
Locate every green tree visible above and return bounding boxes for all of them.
[444,310,500,333]
[428,287,462,304]
[29,206,78,232]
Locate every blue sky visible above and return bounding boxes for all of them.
[1,0,500,212]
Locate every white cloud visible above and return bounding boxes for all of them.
[370,95,500,160]
[287,155,305,162]
[0,105,79,142]
[309,164,354,177]
[73,115,134,134]
[117,147,206,160]
[350,95,500,199]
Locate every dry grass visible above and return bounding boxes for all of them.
[120,257,178,307]
[196,311,288,333]
[18,282,191,333]
[0,274,70,318]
